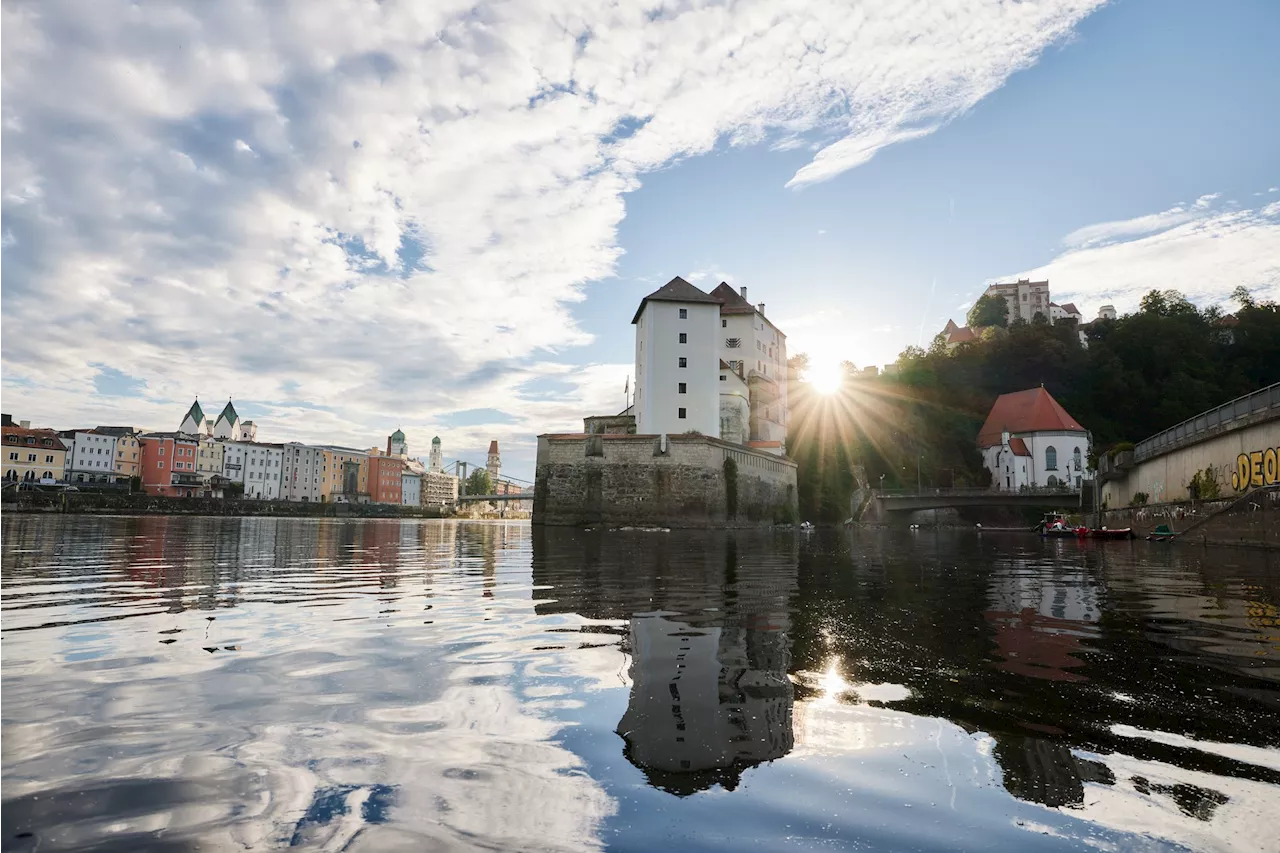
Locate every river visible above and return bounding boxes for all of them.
[2,516,1278,852]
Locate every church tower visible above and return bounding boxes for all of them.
[388,428,407,458]
[180,399,205,435]
[429,436,443,473]
[486,440,501,482]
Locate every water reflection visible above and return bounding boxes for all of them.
[2,517,1279,852]
[532,528,798,795]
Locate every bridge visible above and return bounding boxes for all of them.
[873,486,1087,513]
[456,491,533,503]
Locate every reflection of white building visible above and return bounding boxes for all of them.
[616,614,793,794]
[979,387,1090,491]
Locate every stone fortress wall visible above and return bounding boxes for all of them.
[533,433,797,528]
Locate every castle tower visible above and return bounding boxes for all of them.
[429,436,443,473]
[487,440,501,482]
[180,399,205,435]
[388,428,407,458]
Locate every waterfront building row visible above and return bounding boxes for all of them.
[1,408,462,508]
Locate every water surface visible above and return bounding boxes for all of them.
[2,516,1278,852]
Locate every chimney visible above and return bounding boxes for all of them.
[20,420,30,429]
[757,302,765,316]
[739,286,747,300]
[387,437,393,455]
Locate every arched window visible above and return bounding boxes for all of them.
[1045,446,1058,470]
[1047,474,1059,488]
[1073,448,1082,471]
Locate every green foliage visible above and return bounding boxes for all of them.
[1130,492,1150,506]
[1188,466,1221,500]
[723,457,739,518]
[967,293,1009,328]
[789,287,1280,522]
[465,469,492,496]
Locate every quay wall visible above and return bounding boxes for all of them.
[2,490,448,518]
[533,433,797,528]
[1100,487,1280,549]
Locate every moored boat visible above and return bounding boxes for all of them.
[1085,527,1135,540]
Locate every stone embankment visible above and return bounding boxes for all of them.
[533,432,797,529]
[1100,485,1279,549]
[2,490,448,519]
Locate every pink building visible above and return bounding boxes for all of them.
[139,433,203,497]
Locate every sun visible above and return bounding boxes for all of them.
[806,361,844,395]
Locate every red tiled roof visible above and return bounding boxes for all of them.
[946,326,977,345]
[747,440,782,448]
[977,387,1085,447]
[1,426,68,451]
[709,281,758,315]
[1214,314,1240,327]
[1008,437,1032,457]
[1059,303,1080,315]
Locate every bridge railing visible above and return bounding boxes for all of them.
[1134,383,1280,463]
[876,486,1079,498]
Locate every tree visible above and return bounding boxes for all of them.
[1232,285,1256,310]
[465,469,492,496]
[967,293,1009,328]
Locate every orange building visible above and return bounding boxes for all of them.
[139,433,203,497]
[367,454,404,504]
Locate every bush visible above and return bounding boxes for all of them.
[1130,492,1149,506]
[723,457,738,518]
[1187,466,1221,500]
[1108,442,1135,459]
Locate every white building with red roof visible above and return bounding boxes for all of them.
[978,386,1090,492]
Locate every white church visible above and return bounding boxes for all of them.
[179,398,257,441]
[978,386,1090,492]
[631,276,789,454]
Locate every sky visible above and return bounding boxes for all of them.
[3,0,1278,481]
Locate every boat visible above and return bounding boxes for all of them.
[1084,527,1135,540]
[1036,513,1080,538]
[1146,524,1177,542]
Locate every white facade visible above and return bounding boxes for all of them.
[718,366,750,445]
[1097,305,1117,321]
[402,471,422,506]
[634,299,721,437]
[429,437,443,472]
[984,430,1089,492]
[223,441,284,499]
[66,431,119,482]
[280,442,325,502]
[720,308,788,445]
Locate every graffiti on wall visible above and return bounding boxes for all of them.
[1232,447,1280,491]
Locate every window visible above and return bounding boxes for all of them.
[159,446,165,456]
[8,452,17,461]
[157,461,164,468]
[725,337,741,348]
[6,436,15,444]
[1045,446,1058,470]
[1022,293,1028,301]
[27,453,36,462]
[678,357,687,368]
[719,375,726,382]
[1073,448,1082,471]
[678,408,687,419]
[678,383,687,394]
[679,308,687,319]
[678,332,687,344]
[722,319,727,328]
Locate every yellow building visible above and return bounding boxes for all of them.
[96,428,142,480]
[320,447,369,500]
[197,436,225,482]
[2,425,69,484]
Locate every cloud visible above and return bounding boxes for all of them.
[1010,193,1280,316]
[2,0,1105,475]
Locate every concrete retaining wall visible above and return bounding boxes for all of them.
[533,433,797,528]
[1100,488,1280,549]
[1102,418,1280,507]
[2,490,447,518]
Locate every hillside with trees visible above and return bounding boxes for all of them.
[787,288,1280,522]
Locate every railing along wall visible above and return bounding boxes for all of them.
[1133,383,1280,463]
